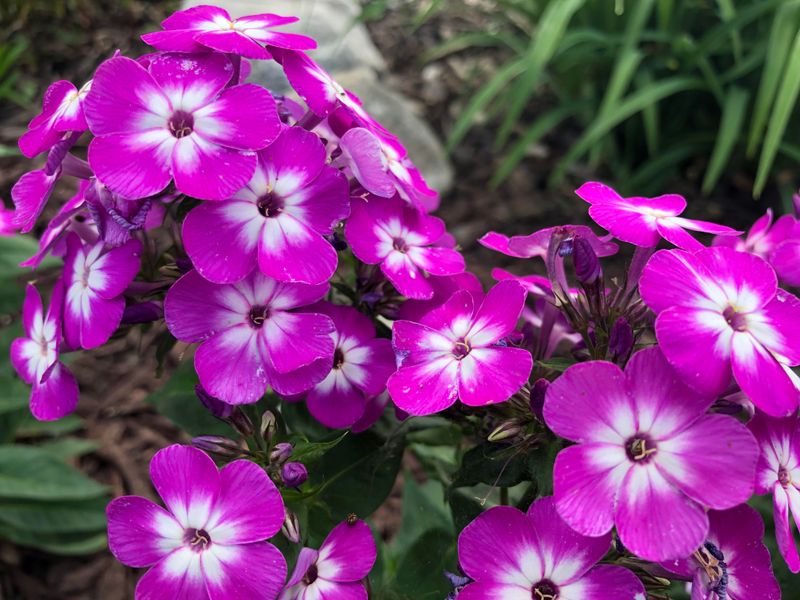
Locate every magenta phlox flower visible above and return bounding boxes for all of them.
[659,504,780,600]
[388,280,532,415]
[457,496,644,600]
[165,269,335,404]
[279,518,376,600]
[395,272,483,322]
[544,346,757,561]
[480,226,618,261]
[107,445,287,600]
[183,126,349,285]
[748,412,800,572]
[141,4,316,59]
[576,181,739,250]
[640,246,800,416]
[63,233,141,349]
[10,283,79,421]
[345,196,465,300]
[19,79,91,158]
[85,52,280,200]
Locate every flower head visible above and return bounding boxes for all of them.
[85,52,280,200]
[164,269,335,404]
[640,246,800,416]
[279,518,376,599]
[141,5,316,59]
[544,347,757,561]
[576,181,739,250]
[456,496,645,599]
[388,280,532,415]
[107,445,287,599]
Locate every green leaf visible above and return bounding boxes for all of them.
[290,431,348,465]
[535,357,577,372]
[0,525,107,556]
[715,0,742,63]
[36,437,100,459]
[422,32,524,63]
[0,236,58,314]
[451,442,530,489]
[146,360,233,437]
[0,496,107,534]
[702,86,750,194]
[754,28,800,198]
[449,491,483,532]
[390,529,457,599]
[747,1,800,157]
[0,445,106,500]
[392,478,452,559]
[16,414,84,437]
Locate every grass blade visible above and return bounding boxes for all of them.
[753,29,800,197]
[422,32,525,63]
[715,0,742,62]
[702,86,750,194]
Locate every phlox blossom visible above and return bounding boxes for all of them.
[19,79,90,158]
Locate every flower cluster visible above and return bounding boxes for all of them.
[6,3,800,598]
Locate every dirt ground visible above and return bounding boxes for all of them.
[0,1,775,598]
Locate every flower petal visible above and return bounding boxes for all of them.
[261,312,335,373]
[203,542,287,600]
[457,346,532,407]
[387,355,458,416]
[88,131,174,199]
[193,84,280,151]
[30,362,79,421]
[135,547,208,600]
[774,484,800,573]
[466,280,525,347]
[731,332,799,417]
[107,496,183,568]
[558,564,645,600]
[257,215,338,285]
[457,582,532,600]
[317,520,376,582]
[171,135,256,201]
[11,169,59,233]
[196,325,267,405]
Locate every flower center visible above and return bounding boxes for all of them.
[184,528,211,552]
[333,348,345,370]
[168,111,194,138]
[532,580,559,600]
[257,193,284,218]
[392,237,409,253]
[693,542,728,595]
[249,305,270,328]
[452,338,471,360]
[625,435,657,463]
[723,306,748,332]
[302,563,319,585]
[779,466,792,487]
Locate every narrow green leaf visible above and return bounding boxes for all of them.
[625,139,711,194]
[290,431,348,465]
[754,29,800,198]
[36,437,100,459]
[0,497,107,534]
[391,478,452,559]
[638,71,660,155]
[702,87,750,194]
[422,32,524,63]
[16,414,84,437]
[0,445,106,500]
[0,526,107,556]
[715,0,742,63]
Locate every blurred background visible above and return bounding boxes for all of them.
[0,0,799,598]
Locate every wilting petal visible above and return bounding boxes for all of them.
[149,445,220,529]
[89,131,174,199]
[203,542,287,600]
[30,362,79,421]
[544,361,635,444]
[558,565,645,600]
[193,84,280,151]
[616,465,708,561]
[457,346,532,407]
[135,547,208,600]
[171,135,256,201]
[731,333,799,417]
[553,443,629,537]
[196,325,267,404]
[387,356,458,416]
[205,460,284,544]
[107,496,183,568]
[317,520,376,582]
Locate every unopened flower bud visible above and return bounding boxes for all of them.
[228,409,254,438]
[121,301,163,324]
[270,442,293,464]
[608,317,634,360]
[260,410,277,442]
[281,462,308,488]
[529,378,549,421]
[572,236,601,285]
[191,435,242,458]
[196,385,234,419]
[281,509,302,543]
[488,420,522,443]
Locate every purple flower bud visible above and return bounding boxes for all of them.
[529,378,549,421]
[228,409,254,438]
[608,317,634,360]
[121,301,163,325]
[281,509,302,544]
[191,435,242,457]
[195,385,234,419]
[572,236,601,285]
[260,410,277,442]
[487,420,522,443]
[281,461,308,488]
[270,442,293,464]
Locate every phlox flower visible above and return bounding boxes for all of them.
[85,52,280,200]
[279,518,376,599]
[748,412,800,572]
[19,79,90,158]
[479,225,618,261]
[344,196,465,300]
[456,496,644,600]
[164,269,334,404]
[544,347,757,561]
[141,4,316,60]
[639,246,800,416]
[10,283,79,421]
[575,181,739,250]
[183,126,349,285]
[107,445,287,600]
[63,233,142,349]
[660,504,780,600]
[387,280,532,415]
[714,208,800,287]
[291,302,395,429]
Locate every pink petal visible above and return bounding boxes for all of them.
[731,333,799,417]
[588,202,660,247]
[467,280,525,347]
[91,239,142,299]
[140,29,207,53]
[553,443,629,537]
[261,311,334,374]
[774,485,800,573]
[615,464,708,562]
[457,346,532,407]
[656,219,705,251]
[203,542,287,600]
[193,84,280,151]
[283,167,350,235]
[257,216,338,285]
[88,131,174,199]
[196,325,268,405]
[406,245,464,277]
[193,30,271,59]
[107,496,183,568]
[10,338,39,385]
[478,231,528,258]
[343,198,390,264]
[339,128,395,198]
[266,357,331,397]
[672,216,741,236]
[280,50,338,117]
[757,290,800,364]
[149,445,220,529]
[205,459,284,544]
[30,362,79,421]
[544,361,636,444]
[21,284,43,339]
[697,247,777,309]
[392,318,453,357]
[261,127,326,192]
[558,565,645,600]
[639,249,718,314]
[306,373,367,429]
[772,240,800,286]
[574,181,625,205]
[135,547,208,600]
[387,355,458,416]
[348,337,395,395]
[160,4,231,30]
[148,53,232,110]
[171,135,257,201]
[284,547,318,589]
[317,520,376,582]
[381,252,433,299]
[11,169,59,233]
